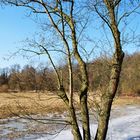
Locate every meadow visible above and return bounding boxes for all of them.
[0,92,140,119]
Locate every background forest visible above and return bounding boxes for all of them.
[0,52,139,96]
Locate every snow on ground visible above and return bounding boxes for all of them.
[0,105,140,140]
[37,106,140,140]
[107,114,140,139]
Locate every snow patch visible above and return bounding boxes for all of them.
[37,106,140,140]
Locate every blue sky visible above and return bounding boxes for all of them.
[0,6,40,68]
[0,4,140,69]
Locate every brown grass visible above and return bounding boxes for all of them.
[0,92,66,119]
[0,92,140,119]
[113,96,140,106]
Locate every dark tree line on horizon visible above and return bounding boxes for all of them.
[0,52,139,95]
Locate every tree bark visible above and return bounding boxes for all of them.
[95,1,124,139]
[58,86,82,140]
[95,51,124,140]
[70,18,91,139]
[69,106,83,140]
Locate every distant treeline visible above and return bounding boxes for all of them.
[0,52,140,95]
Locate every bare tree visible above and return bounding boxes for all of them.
[88,0,140,139]
[1,0,140,140]
[3,0,90,139]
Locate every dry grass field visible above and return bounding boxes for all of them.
[0,92,67,119]
[0,92,140,119]
[113,96,140,106]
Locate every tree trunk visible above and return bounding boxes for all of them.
[71,20,91,139]
[80,90,91,140]
[94,1,125,139]
[58,86,82,140]
[95,51,124,140]
[74,50,91,140]
[69,106,83,140]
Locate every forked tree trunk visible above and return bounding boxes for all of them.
[74,47,91,140]
[71,19,91,139]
